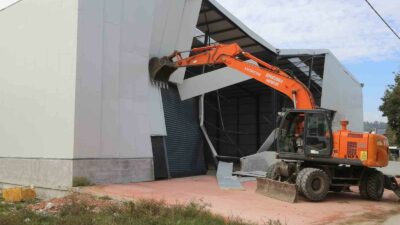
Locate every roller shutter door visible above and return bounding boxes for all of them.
[161,85,206,177]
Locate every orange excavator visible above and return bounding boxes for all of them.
[149,43,400,202]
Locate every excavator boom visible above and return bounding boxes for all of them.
[149,43,316,109]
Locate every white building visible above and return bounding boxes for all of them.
[0,0,363,197]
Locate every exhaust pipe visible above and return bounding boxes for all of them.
[148,56,178,82]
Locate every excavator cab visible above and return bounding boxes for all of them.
[277,109,334,159]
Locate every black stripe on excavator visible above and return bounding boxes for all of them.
[277,153,363,166]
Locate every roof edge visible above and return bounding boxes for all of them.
[208,0,277,54]
[280,48,361,85]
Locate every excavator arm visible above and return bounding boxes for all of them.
[149,43,316,109]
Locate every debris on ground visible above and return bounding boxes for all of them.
[2,187,36,203]
[1,193,266,225]
[27,193,119,214]
[216,161,243,190]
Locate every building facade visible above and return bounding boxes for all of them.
[0,0,363,196]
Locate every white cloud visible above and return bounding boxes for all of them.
[216,0,400,62]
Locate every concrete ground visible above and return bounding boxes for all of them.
[82,175,400,225]
[383,214,400,225]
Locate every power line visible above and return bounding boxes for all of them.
[364,0,400,40]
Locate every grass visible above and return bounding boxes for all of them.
[72,177,92,187]
[98,195,112,201]
[0,195,284,225]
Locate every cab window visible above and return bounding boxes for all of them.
[278,112,305,153]
[305,113,331,154]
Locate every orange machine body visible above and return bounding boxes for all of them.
[332,121,389,167]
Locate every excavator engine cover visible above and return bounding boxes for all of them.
[149,57,177,82]
[256,177,297,203]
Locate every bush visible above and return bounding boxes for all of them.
[72,177,92,187]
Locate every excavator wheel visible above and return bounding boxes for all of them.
[359,170,384,201]
[299,168,330,202]
[359,169,372,199]
[295,168,309,195]
[366,170,384,201]
[266,163,279,180]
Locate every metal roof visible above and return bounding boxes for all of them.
[195,0,276,63]
[187,0,326,102]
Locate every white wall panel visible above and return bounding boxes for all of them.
[75,0,161,158]
[74,0,104,158]
[149,0,170,56]
[177,60,260,100]
[169,0,202,84]
[0,0,78,158]
[121,0,154,57]
[104,0,122,24]
[148,0,184,136]
[178,67,251,100]
[148,0,202,135]
[321,53,364,131]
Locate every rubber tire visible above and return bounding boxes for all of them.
[296,168,310,195]
[366,171,384,201]
[300,168,330,202]
[266,163,279,180]
[359,170,371,199]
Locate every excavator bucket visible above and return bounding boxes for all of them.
[256,178,298,203]
[148,56,177,82]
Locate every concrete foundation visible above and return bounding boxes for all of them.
[0,157,154,198]
[73,158,154,184]
[0,158,73,190]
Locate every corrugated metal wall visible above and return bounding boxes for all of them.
[203,79,298,159]
[161,85,206,177]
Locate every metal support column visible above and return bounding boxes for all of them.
[236,97,240,157]
[308,56,315,89]
[256,95,260,148]
[273,55,279,129]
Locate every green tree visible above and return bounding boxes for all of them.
[379,72,400,146]
[386,126,398,146]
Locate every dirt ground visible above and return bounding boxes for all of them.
[81,175,400,225]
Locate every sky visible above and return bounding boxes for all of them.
[216,0,400,122]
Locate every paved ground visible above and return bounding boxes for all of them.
[383,215,400,225]
[82,175,400,225]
